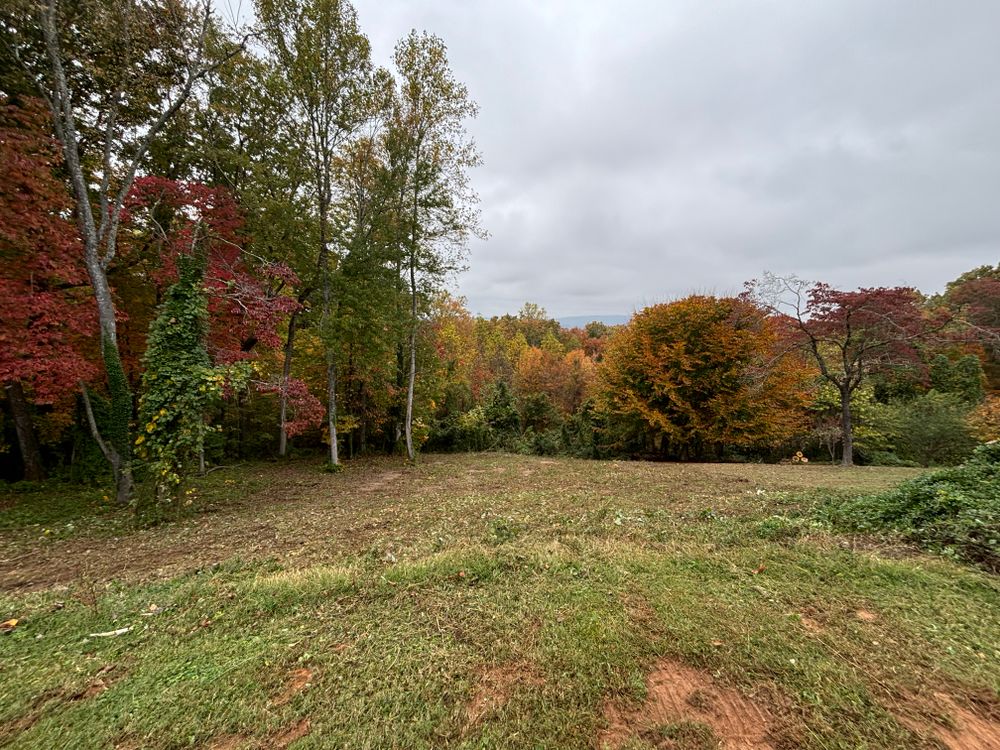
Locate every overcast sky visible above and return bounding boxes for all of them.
[227,0,1000,318]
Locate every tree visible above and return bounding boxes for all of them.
[386,31,483,460]
[136,254,249,511]
[748,275,946,466]
[4,0,247,502]
[940,264,1000,389]
[256,0,375,466]
[598,296,811,459]
[0,97,96,480]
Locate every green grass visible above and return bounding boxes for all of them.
[0,454,997,749]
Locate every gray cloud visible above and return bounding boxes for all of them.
[352,0,1000,316]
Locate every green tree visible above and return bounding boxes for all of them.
[256,0,376,465]
[385,31,483,460]
[885,391,976,467]
[136,255,248,511]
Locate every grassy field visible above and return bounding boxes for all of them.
[1,454,997,749]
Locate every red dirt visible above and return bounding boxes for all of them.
[599,659,775,750]
[271,668,313,707]
[464,662,545,729]
[272,718,311,748]
[897,692,1000,750]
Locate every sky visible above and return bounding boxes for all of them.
[221,0,1000,319]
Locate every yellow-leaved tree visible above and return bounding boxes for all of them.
[598,295,813,459]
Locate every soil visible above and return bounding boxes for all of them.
[464,661,545,729]
[271,668,313,707]
[897,692,1000,750]
[599,659,775,750]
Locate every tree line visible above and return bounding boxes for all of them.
[1,0,999,511]
[2,0,481,509]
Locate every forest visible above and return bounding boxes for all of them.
[1,0,999,510]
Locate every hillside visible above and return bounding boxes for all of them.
[2,455,997,749]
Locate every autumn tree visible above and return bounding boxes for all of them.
[599,296,811,460]
[748,274,947,466]
[0,97,96,480]
[3,0,247,502]
[940,264,1000,389]
[256,0,377,466]
[385,31,483,460]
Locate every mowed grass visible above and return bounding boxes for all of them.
[0,454,997,749]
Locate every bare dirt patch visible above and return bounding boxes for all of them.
[271,668,313,707]
[855,609,878,622]
[598,659,775,750]
[358,470,403,493]
[798,614,823,634]
[896,692,1000,750]
[464,661,545,730]
[272,717,311,748]
[204,736,248,750]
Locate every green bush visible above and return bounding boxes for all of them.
[817,442,999,570]
[886,391,977,466]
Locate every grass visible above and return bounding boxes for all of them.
[0,454,997,749]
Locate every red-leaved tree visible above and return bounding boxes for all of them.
[121,177,320,441]
[0,98,97,479]
[748,274,948,465]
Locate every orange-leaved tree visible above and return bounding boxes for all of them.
[598,295,812,459]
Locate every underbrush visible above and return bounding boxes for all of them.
[816,442,1000,571]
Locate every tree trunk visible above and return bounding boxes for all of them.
[318,185,339,467]
[80,383,133,506]
[326,352,339,466]
[840,386,854,467]
[5,381,45,481]
[405,254,417,461]
[278,312,298,457]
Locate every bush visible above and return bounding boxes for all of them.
[817,442,999,570]
[860,450,920,468]
[886,391,976,466]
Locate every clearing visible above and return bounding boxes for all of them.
[0,453,997,749]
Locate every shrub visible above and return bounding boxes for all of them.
[817,442,999,570]
[886,391,976,466]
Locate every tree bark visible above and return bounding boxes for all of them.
[840,386,854,467]
[80,383,133,505]
[326,352,339,465]
[319,190,339,466]
[278,312,298,457]
[405,252,417,461]
[5,381,45,481]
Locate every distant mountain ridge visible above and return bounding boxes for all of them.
[557,314,630,328]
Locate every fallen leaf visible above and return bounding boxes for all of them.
[1,618,18,633]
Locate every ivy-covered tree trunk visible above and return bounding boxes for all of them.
[137,254,248,513]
